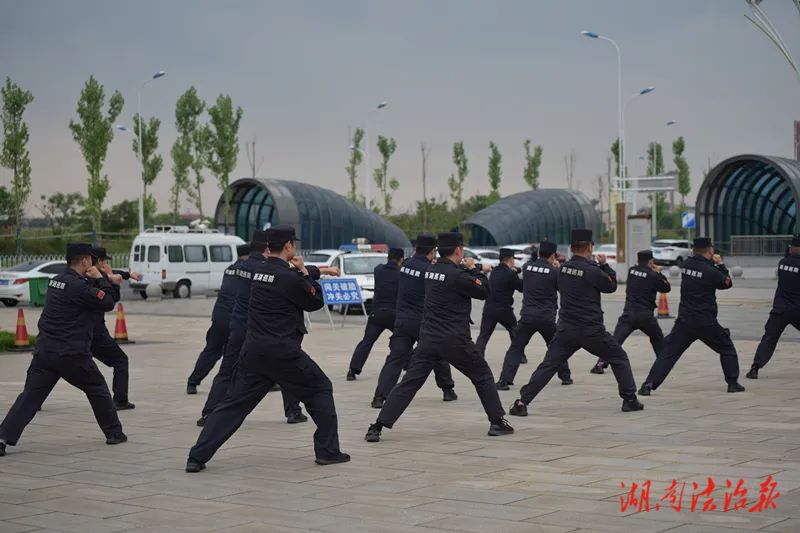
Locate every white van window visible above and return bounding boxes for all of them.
[133,244,142,262]
[168,246,184,262]
[147,246,160,262]
[184,245,208,263]
[210,245,232,263]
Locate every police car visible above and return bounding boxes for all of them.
[326,252,387,313]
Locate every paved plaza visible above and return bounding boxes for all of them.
[1,284,799,532]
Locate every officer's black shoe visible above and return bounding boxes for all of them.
[186,384,197,395]
[590,363,605,375]
[365,423,382,442]
[105,432,127,445]
[286,411,308,424]
[114,401,135,411]
[0,441,6,457]
[442,388,458,402]
[371,396,385,409]
[520,355,528,364]
[346,369,357,381]
[488,417,514,436]
[315,452,351,465]
[196,415,206,427]
[561,378,574,385]
[495,379,510,391]
[185,458,206,473]
[509,399,528,417]
[746,365,759,379]
[638,383,653,396]
[727,382,746,393]
[621,398,644,412]
[270,383,282,392]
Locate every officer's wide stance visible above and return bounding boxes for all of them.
[475,248,522,358]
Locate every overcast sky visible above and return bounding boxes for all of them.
[2,0,799,217]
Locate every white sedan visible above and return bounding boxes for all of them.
[0,260,68,307]
[304,249,343,268]
[592,244,618,270]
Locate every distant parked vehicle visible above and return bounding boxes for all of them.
[327,252,387,313]
[592,244,618,270]
[304,249,342,268]
[0,260,67,307]
[651,239,691,266]
[465,248,501,268]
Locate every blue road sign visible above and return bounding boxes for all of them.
[681,211,696,229]
[320,277,363,305]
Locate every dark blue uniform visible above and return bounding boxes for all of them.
[376,258,505,428]
[475,263,523,358]
[348,261,400,376]
[90,272,131,407]
[190,257,344,464]
[752,252,800,371]
[373,254,454,401]
[499,257,570,386]
[518,256,638,405]
[0,269,124,447]
[643,255,739,389]
[187,259,242,388]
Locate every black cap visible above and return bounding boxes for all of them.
[539,241,557,256]
[570,229,593,245]
[91,247,110,260]
[693,236,712,249]
[266,224,299,244]
[388,247,404,260]
[437,232,463,248]
[236,244,251,256]
[251,230,269,246]
[637,250,653,263]
[499,248,515,260]
[792,234,800,247]
[66,242,93,261]
[416,233,438,247]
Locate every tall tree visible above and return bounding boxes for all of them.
[173,87,208,217]
[646,142,664,175]
[611,138,621,178]
[1,78,34,255]
[346,127,364,205]
[132,113,163,222]
[672,136,691,205]
[522,139,543,190]
[206,93,243,227]
[563,149,578,189]
[448,141,468,210]
[487,141,502,201]
[170,136,191,223]
[68,75,124,237]
[372,135,398,215]
[38,192,84,234]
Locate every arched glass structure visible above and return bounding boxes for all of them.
[461,189,601,246]
[214,178,411,249]
[697,155,800,245]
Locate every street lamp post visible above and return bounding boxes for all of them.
[136,70,166,234]
[622,85,655,213]
[363,101,388,211]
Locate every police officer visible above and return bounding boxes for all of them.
[639,237,745,395]
[186,243,250,394]
[187,225,350,471]
[90,247,137,410]
[496,241,572,390]
[197,232,306,426]
[475,248,521,358]
[747,235,800,378]
[0,243,126,457]
[346,247,404,381]
[590,249,670,374]
[371,234,457,408]
[365,232,514,442]
[509,229,643,416]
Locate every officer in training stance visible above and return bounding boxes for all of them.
[496,241,572,390]
[347,247,404,381]
[187,243,250,394]
[197,232,306,426]
[0,243,126,457]
[747,235,800,379]
[90,247,137,410]
[370,234,457,409]
[591,249,670,374]
[187,225,350,471]
[475,248,521,358]
[365,232,514,442]
[509,229,643,416]
[639,237,746,395]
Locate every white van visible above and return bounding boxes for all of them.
[128,226,245,299]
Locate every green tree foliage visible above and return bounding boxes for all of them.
[672,136,691,203]
[522,139,543,190]
[102,199,138,232]
[173,87,208,217]
[132,113,164,219]
[1,77,34,253]
[0,186,13,223]
[611,138,621,178]
[487,141,502,202]
[646,142,664,175]
[206,94,243,226]
[37,192,85,233]
[68,76,124,235]
[170,136,191,223]
[373,135,398,215]
[346,127,364,205]
[447,141,468,210]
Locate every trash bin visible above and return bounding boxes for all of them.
[28,277,49,307]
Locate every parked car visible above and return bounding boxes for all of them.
[592,243,618,270]
[128,226,244,299]
[465,248,501,268]
[651,239,691,266]
[304,249,343,268]
[503,243,567,265]
[0,260,67,306]
[326,252,387,313]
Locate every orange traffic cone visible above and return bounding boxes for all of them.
[657,292,672,319]
[11,309,33,352]
[113,303,134,344]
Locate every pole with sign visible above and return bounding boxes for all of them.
[682,211,696,242]
[319,277,368,329]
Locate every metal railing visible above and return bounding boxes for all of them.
[730,235,793,256]
[0,254,128,270]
